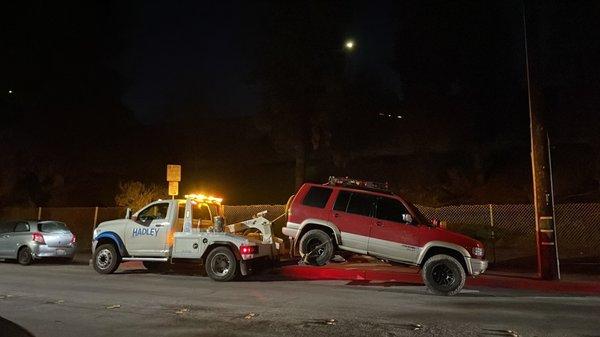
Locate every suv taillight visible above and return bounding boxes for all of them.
[32,232,45,244]
[70,233,77,244]
[240,245,258,255]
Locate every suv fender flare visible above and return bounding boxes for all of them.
[296,219,341,247]
[94,231,127,257]
[417,241,471,272]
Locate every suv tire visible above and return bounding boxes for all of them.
[205,246,238,282]
[299,229,334,266]
[93,243,121,274]
[422,254,466,296]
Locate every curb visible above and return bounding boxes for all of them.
[278,265,600,295]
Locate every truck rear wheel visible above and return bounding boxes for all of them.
[205,246,238,282]
[299,229,334,266]
[421,254,466,296]
[93,244,120,274]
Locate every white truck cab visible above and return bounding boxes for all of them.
[92,195,279,281]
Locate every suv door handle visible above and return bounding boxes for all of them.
[376,221,383,227]
[333,213,340,218]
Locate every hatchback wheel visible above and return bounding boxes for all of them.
[422,254,466,296]
[93,244,120,274]
[17,247,33,265]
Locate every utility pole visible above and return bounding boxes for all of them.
[522,0,560,280]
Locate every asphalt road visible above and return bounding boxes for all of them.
[1,261,599,337]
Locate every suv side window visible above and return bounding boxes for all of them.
[346,192,376,217]
[333,191,351,211]
[138,203,169,222]
[302,187,333,208]
[376,197,410,223]
[13,222,30,232]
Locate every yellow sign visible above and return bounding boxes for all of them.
[166,164,181,182]
[168,181,179,196]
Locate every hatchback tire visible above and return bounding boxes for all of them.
[422,254,466,296]
[205,246,238,282]
[93,244,120,274]
[17,247,33,266]
[299,229,334,266]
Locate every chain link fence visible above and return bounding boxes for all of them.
[1,203,599,263]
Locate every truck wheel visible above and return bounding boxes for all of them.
[205,246,238,282]
[143,261,169,273]
[17,247,33,265]
[422,254,466,296]
[93,244,120,274]
[299,229,334,266]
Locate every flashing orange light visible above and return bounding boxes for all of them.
[184,193,223,205]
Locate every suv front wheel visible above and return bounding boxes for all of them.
[422,254,466,296]
[299,229,334,266]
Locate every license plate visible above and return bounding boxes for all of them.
[56,249,66,256]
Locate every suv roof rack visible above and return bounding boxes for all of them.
[325,176,392,194]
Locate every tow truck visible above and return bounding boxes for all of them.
[92,194,283,281]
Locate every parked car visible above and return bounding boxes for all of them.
[0,220,77,265]
[282,177,488,295]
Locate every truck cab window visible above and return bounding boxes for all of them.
[138,203,169,222]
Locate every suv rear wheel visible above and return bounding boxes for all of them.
[422,254,466,296]
[299,229,334,266]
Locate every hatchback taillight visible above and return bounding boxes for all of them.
[240,245,258,255]
[32,232,45,244]
[70,233,77,244]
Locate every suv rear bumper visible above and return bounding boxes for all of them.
[282,223,300,239]
[466,257,488,276]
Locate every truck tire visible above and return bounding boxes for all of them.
[17,247,33,265]
[422,254,466,296]
[299,229,334,266]
[93,243,121,274]
[205,246,238,282]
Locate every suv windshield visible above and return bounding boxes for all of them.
[39,221,69,232]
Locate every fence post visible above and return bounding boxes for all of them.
[489,204,496,265]
[93,206,99,229]
[37,207,42,221]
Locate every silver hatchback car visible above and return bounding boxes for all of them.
[0,220,77,265]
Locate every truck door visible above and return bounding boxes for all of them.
[125,202,171,257]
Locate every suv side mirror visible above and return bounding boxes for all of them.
[432,218,440,227]
[401,213,413,224]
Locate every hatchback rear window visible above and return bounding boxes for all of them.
[38,222,69,232]
[302,187,333,208]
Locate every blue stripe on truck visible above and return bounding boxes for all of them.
[94,231,126,256]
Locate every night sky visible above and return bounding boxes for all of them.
[1,1,599,206]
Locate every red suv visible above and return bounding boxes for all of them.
[282,177,488,295]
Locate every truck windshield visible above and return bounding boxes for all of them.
[38,221,69,232]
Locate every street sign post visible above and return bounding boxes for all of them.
[167,164,181,199]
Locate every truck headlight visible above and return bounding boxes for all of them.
[472,247,484,258]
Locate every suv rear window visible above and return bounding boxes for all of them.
[302,187,333,208]
[39,221,69,232]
